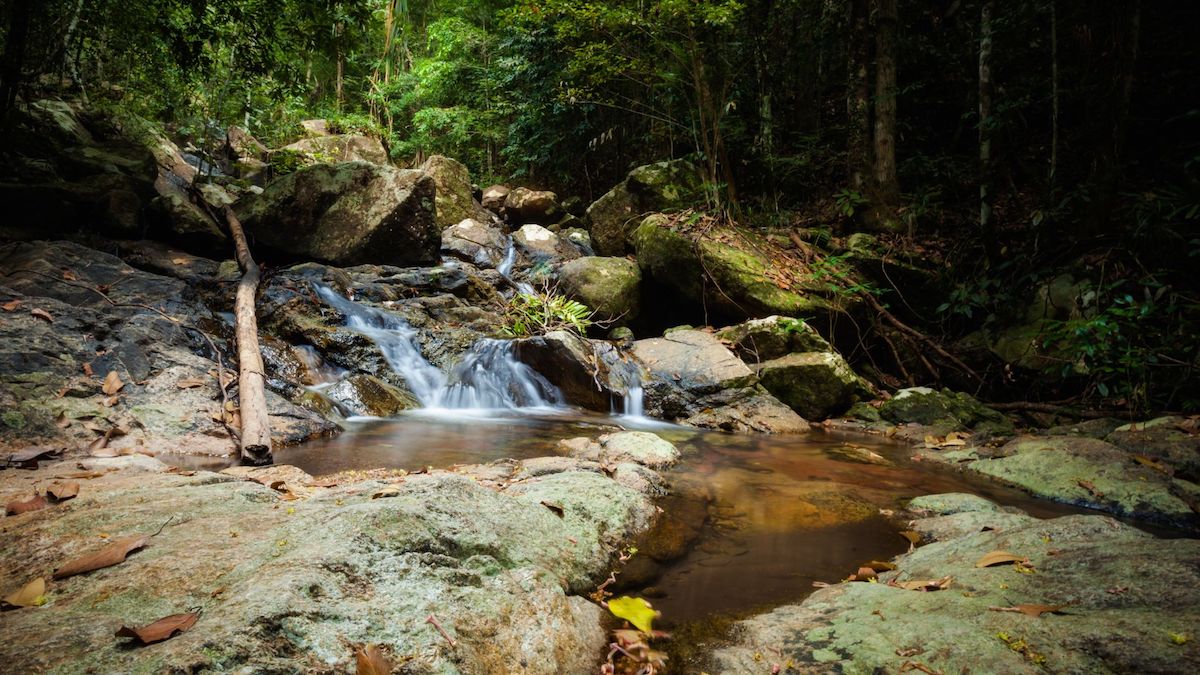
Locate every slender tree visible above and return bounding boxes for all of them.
[979,0,996,257]
[872,0,900,215]
[846,0,871,194]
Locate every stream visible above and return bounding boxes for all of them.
[266,286,1092,670]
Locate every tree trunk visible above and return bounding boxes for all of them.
[979,0,997,258]
[872,0,900,211]
[846,0,871,193]
[335,22,345,111]
[221,206,273,465]
[1049,0,1059,187]
[59,0,87,103]
[0,0,32,122]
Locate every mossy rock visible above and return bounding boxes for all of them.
[557,257,641,324]
[879,387,1013,434]
[716,315,832,362]
[753,352,869,421]
[324,374,419,417]
[587,159,706,255]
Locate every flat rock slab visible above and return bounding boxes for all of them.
[714,496,1200,674]
[0,456,656,673]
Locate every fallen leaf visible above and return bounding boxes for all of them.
[540,500,565,517]
[988,603,1070,618]
[101,370,124,395]
[61,269,78,281]
[849,566,878,582]
[1077,479,1104,498]
[608,596,658,633]
[88,428,116,456]
[47,481,80,502]
[1132,454,1170,475]
[975,550,1026,568]
[356,644,393,674]
[30,308,54,323]
[171,258,188,265]
[2,577,47,608]
[115,612,199,644]
[895,647,924,658]
[5,494,48,515]
[899,530,921,546]
[5,446,62,468]
[102,395,120,408]
[176,377,207,389]
[1,299,21,312]
[372,487,400,499]
[1106,586,1129,595]
[864,560,897,572]
[899,661,941,674]
[82,362,94,377]
[892,576,953,591]
[55,412,71,428]
[54,535,150,579]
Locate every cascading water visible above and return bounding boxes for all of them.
[314,284,561,410]
[497,236,535,295]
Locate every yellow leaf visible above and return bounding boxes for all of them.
[608,596,658,633]
[101,370,124,396]
[3,577,47,607]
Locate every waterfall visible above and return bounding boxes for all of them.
[314,284,562,410]
[603,350,647,418]
[497,236,535,295]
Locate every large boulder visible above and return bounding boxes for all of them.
[512,224,581,263]
[715,498,1200,674]
[481,184,511,213]
[505,187,561,224]
[754,351,870,421]
[281,133,389,164]
[239,161,440,266]
[587,159,706,255]
[879,387,1013,435]
[441,217,509,267]
[513,331,634,412]
[557,257,641,324]
[716,315,832,362]
[323,373,419,417]
[421,155,492,229]
[633,214,843,322]
[629,329,809,433]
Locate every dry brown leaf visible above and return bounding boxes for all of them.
[988,603,1069,618]
[102,395,120,408]
[176,377,207,389]
[82,362,94,377]
[5,494,48,515]
[975,550,1026,568]
[101,371,124,396]
[4,446,62,468]
[30,308,54,323]
[2,577,46,608]
[115,612,199,644]
[88,428,116,456]
[356,644,393,674]
[849,566,878,582]
[864,560,897,572]
[372,487,400,499]
[53,535,150,579]
[1,299,21,312]
[899,530,921,545]
[55,412,71,428]
[541,500,565,517]
[47,481,80,502]
[892,576,953,591]
[899,661,941,674]
[171,257,188,265]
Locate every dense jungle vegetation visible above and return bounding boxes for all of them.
[2,0,1198,414]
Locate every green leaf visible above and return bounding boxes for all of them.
[607,596,657,633]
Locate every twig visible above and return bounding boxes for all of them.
[424,613,457,647]
[857,288,983,383]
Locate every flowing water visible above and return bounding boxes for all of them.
[270,288,1095,670]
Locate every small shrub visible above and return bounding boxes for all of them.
[500,288,592,337]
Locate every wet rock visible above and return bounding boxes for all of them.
[754,352,870,421]
[557,256,641,324]
[587,159,706,255]
[512,224,581,263]
[716,315,832,362]
[421,155,492,228]
[512,331,624,411]
[1105,416,1200,480]
[147,179,228,255]
[442,217,508,267]
[715,502,1200,675]
[323,374,419,417]
[281,133,389,164]
[0,462,655,673]
[239,161,440,266]
[1043,417,1125,439]
[505,187,560,224]
[879,387,1013,435]
[633,214,843,322]
[907,492,1003,515]
[558,431,680,469]
[630,329,808,433]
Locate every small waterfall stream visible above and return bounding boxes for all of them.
[315,284,561,410]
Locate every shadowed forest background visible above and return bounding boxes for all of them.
[1,0,1198,414]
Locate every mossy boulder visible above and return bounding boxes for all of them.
[587,159,706,255]
[421,154,492,228]
[716,315,832,362]
[557,256,641,324]
[505,187,561,224]
[281,133,388,164]
[323,374,419,417]
[753,352,870,421]
[879,387,1013,434]
[239,161,440,266]
[632,214,841,321]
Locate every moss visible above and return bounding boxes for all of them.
[2,410,27,429]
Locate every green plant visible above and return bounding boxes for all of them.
[267,148,311,175]
[500,288,593,338]
[834,188,869,217]
[811,253,882,297]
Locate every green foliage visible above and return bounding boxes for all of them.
[835,189,868,217]
[811,253,881,298]
[607,596,657,633]
[267,149,312,175]
[500,289,593,338]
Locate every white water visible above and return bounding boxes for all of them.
[497,237,535,295]
[314,284,561,410]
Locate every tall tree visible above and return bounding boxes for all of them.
[979,0,996,257]
[872,0,900,216]
[846,0,871,194]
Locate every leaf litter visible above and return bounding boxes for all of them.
[115,611,200,644]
